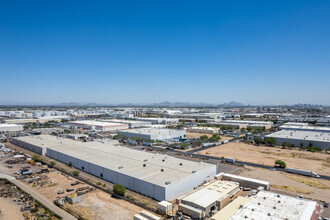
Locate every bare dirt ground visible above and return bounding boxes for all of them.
[186,132,233,141]
[63,190,146,220]
[239,166,330,202]
[0,197,24,220]
[30,171,90,201]
[198,142,330,176]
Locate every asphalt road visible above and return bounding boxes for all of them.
[0,173,77,220]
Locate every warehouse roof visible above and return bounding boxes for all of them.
[118,128,186,136]
[0,124,22,128]
[69,120,126,127]
[266,130,330,142]
[279,124,330,132]
[182,181,240,208]
[13,135,214,187]
[230,191,317,220]
[211,197,251,220]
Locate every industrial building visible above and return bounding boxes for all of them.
[0,124,24,133]
[265,130,330,150]
[136,118,179,124]
[215,120,273,130]
[228,191,319,220]
[11,135,217,201]
[99,119,152,128]
[279,123,330,133]
[215,173,270,190]
[178,181,241,218]
[117,128,186,141]
[68,120,129,132]
[187,127,219,134]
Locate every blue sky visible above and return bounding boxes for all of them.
[0,0,329,105]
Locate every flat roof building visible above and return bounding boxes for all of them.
[214,120,273,130]
[117,128,186,141]
[279,124,330,133]
[179,181,241,218]
[68,120,129,132]
[11,135,217,201]
[187,127,219,134]
[229,191,319,220]
[136,118,179,124]
[99,119,152,128]
[266,130,330,150]
[0,124,23,133]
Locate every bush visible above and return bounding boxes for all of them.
[265,137,276,146]
[113,183,126,196]
[275,160,286,168]
[103,184,106,187]
[97,182,101,185]
[200,135,209,142]
[31,154,40,162]
[72,171,80,177]
[49,161,56,168]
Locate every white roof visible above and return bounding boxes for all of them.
[230,191,317,220]
[266,130,330,143]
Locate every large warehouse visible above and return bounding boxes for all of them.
[67,120,129,131]
[265,130,330,150]
[99,119,152,128]
[117,128,186,141]
[11,135,217,201]
[0,124,23,133]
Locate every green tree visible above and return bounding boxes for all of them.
[209,134,221,142]
[200,135,209,142]
[265,137,276,146]
[113,183,126,196]
[275,160,286,168]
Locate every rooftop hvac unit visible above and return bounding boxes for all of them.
[118,166,123,169]
[161,169,164,172]
[165,181,171,185]
[143,164,146,167]
[192,170,196,173]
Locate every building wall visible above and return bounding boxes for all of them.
[11,138,44,155]
[271,137,330,150]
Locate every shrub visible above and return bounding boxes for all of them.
[103,184,106,187]
[275,160,286,168]
[72,171,80,177]
[97,182,101,185]
[49,161,56,168]
[113,183,126,196]
[31,154,40,162]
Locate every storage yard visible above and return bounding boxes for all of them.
[198,142,330,176]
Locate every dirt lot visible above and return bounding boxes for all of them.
[0,197,24,220]
[198,142,330,176]
[63,190,147,220]
[239,166,330,202]
[186,132,233,141]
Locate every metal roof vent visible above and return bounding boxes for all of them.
[161,169,164,172]
[143,159,148,162]
[162,159,165,162]
[165,181,171,185]
[273,206,276,209]
[258,202,260,205]
[268,213,271,216]
[143,164,146,167]
[118,166,123,169]
[239,205,243,209]
[192,170,196,173]
[180,163,183,166]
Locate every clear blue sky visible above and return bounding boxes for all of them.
[1,0,329,105]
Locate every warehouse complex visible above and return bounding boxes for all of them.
[0,124,24,133]
[117,128,186,141]
[136,118,179,124]
[187,126,219,134]
[266,130,330,150]
[280,123,330,133]
[68,120,129,131]
[11,135,217,201]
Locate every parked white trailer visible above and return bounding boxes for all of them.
[286,168,320,178]
[225,158,235,163]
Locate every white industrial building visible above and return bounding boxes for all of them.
[11,135,217,201]
[0,124,23,133]
[99,119,152,128]
[265,130,330,150]
[117,128,186,141]
[187,127,219,134]
[279,123,330,133]
[67,120,129,132]
[179,180,241,218]
[229,191,319,220]
[216,120,273,130]
[137,118,179,124]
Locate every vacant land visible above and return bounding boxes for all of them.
[63,190,146,220]
[199,142,330,176]
[239,166,330,202]
[0,197,24,220]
